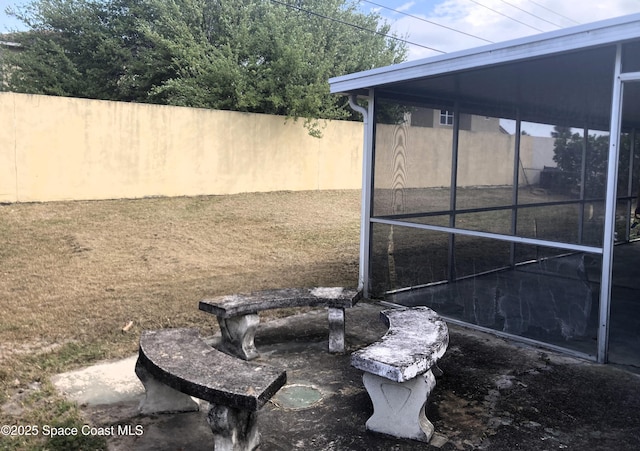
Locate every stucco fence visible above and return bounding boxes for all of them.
[0,92,554,203]
[0,92,367,203]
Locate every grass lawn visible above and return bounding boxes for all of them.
[0,190,361,450]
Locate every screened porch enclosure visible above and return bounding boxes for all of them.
[330,14,640,367]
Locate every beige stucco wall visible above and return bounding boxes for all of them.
[457,130,517,186]
[0,92,555,203]
[373,123,550,189]
[0,92,364,203]
[374,124,453,189]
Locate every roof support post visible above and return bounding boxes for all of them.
[623,128,637,242]
[578,125,588,244]
[598,44,624,363]
[349,91,374,297]
[447,103,461,282]
[510,113,522,267]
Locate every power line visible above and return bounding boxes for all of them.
[525,0,581,26]
[360,0,494,44]
[466,0,546,32]
[497,0,563,28]
[268,0,445,54]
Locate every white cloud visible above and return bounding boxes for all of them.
[389,0,640,60]
[397,2,417,13]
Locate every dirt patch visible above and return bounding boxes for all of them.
[0,341,68,363]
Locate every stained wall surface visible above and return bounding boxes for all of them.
[0,93,364,202]
[0,93,554,203]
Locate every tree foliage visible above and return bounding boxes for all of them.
[552,125,637,198]
[3,0,407,135]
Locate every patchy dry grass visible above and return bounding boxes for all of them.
[0,190,361,450]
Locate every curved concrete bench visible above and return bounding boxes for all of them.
[136,328,286,451]
[199,287,361,360]
[351,307,449,443]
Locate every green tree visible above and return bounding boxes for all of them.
[4,0,406,135]
[552,125,636,198]
[551,126,584,193]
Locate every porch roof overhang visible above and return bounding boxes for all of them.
[329,13,640,131]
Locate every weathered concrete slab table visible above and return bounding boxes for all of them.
[351,306,449,443]
[199,287,361,360]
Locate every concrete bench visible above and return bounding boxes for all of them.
[135,328,286,451]
[199,287,361,360]
[351,306,449,443]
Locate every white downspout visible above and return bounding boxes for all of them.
[348,93,373,296]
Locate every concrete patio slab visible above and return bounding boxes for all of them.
[50,301,640,451]
[52,356,144,407]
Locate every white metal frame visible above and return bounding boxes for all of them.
[598,45,623,363]
[336,15,640,364]
[330,14,640,96]
[598,48,640,363]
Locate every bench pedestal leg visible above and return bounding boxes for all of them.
[135,359,199,414]
[207,404,260,451]
[328,307,346,353]
[217,314,260,360]
[362,369,437,442]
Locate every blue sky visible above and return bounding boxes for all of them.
[1,0,26,32]
[359,0,640,59]
[2,0,640,60]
